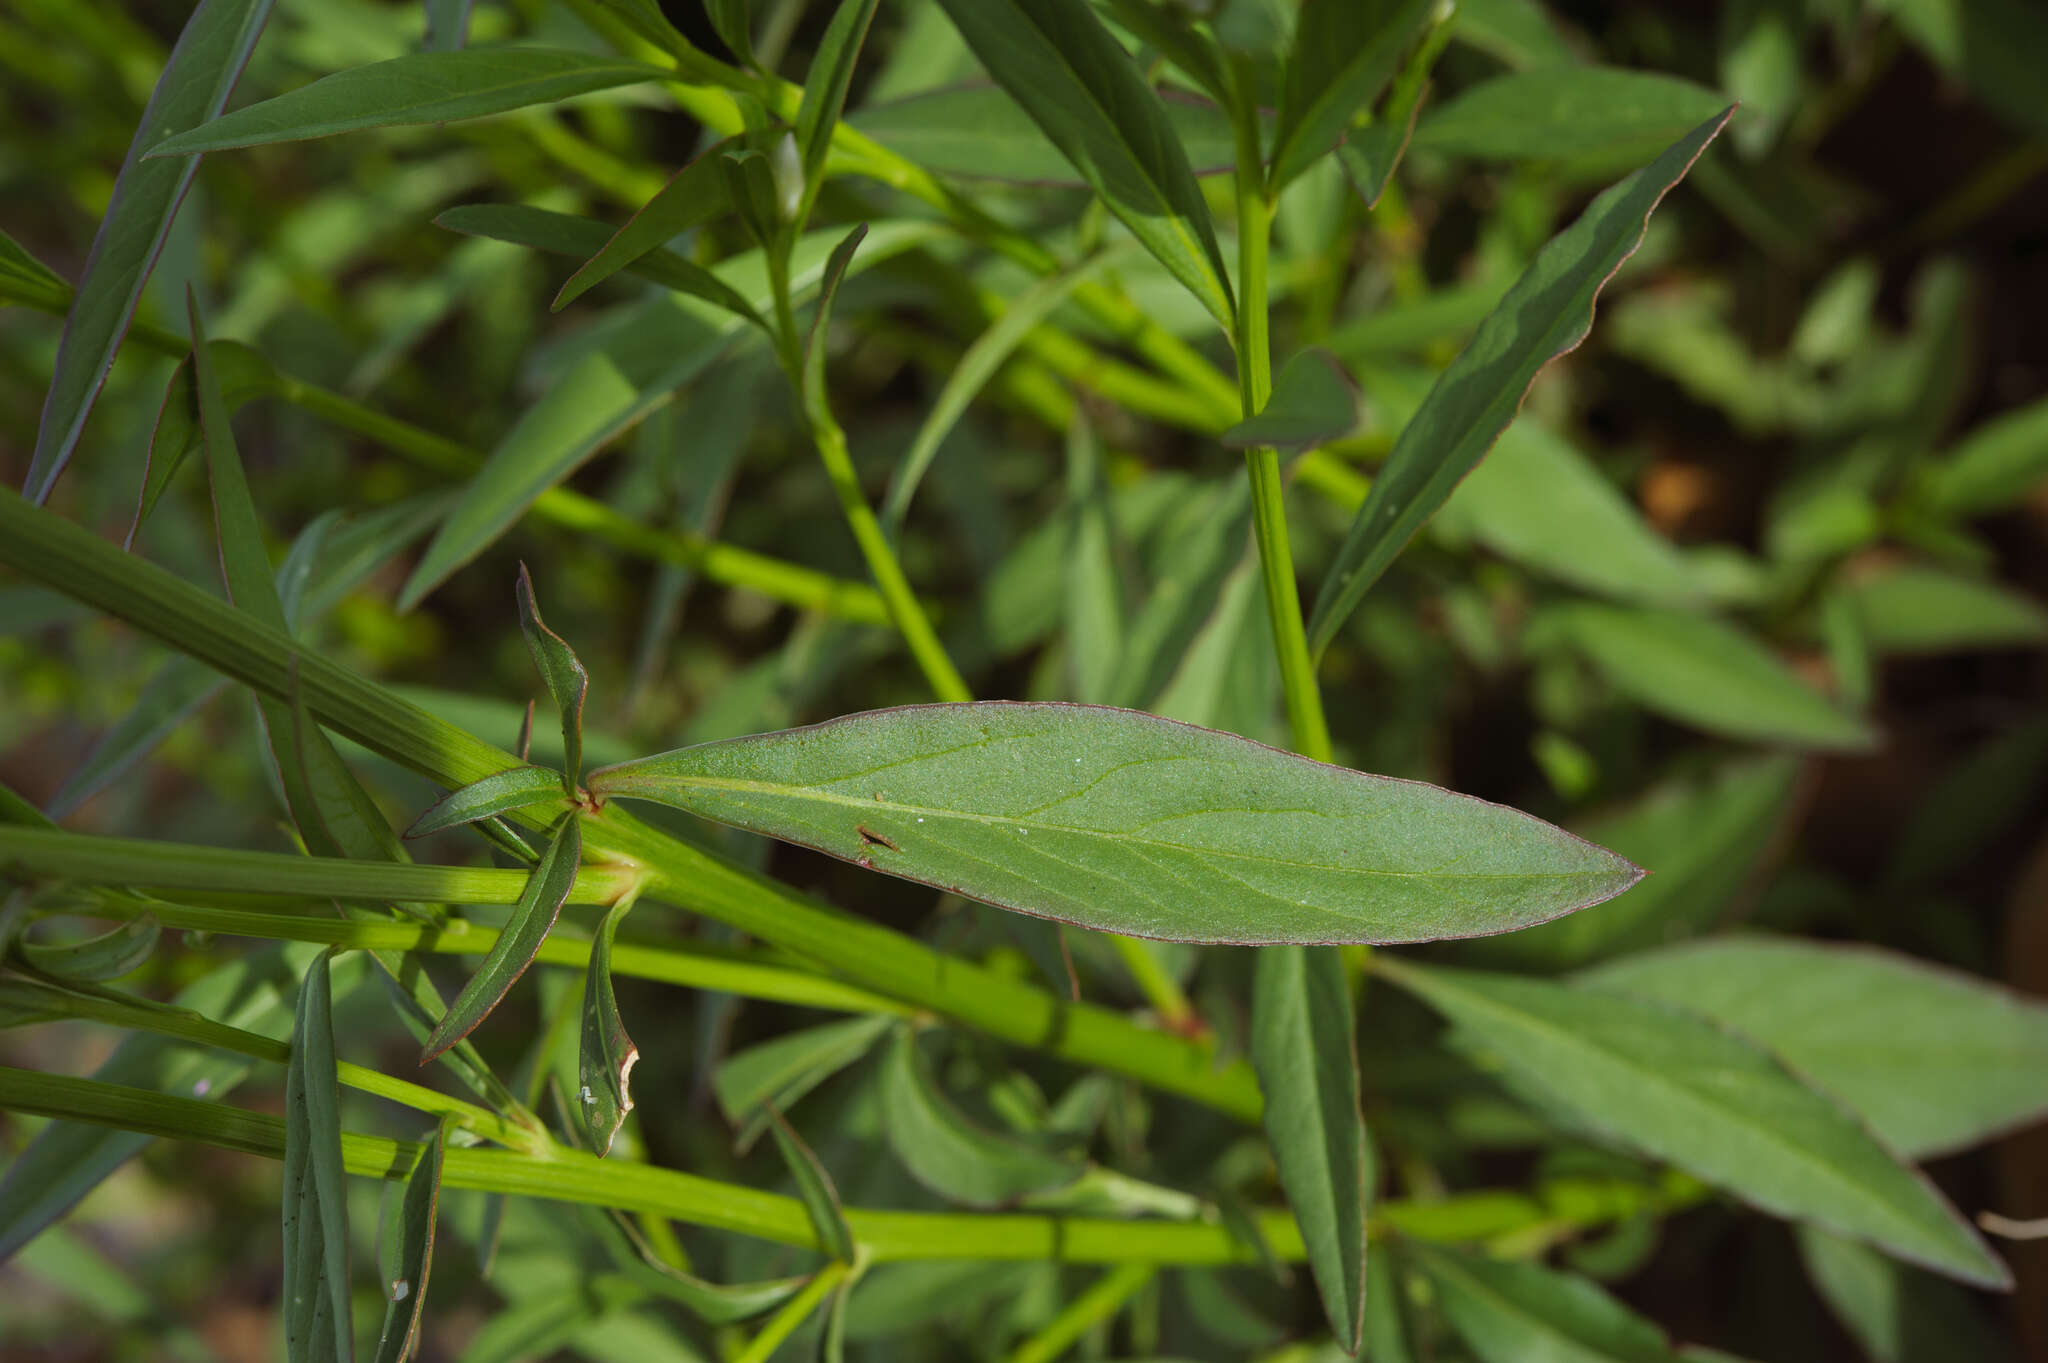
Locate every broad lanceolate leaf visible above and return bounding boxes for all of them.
[1533,601,1874,750]
[369,1127,443,1363]
[283,953,354,1363]
[1308,110,1730,654]
[715,1015,895,1152]
[1413,68,1731,164]
[1251,944,1372,1352]
[406,765,567,838]
[1378,959,2009,1288]
[516,566,589,793]
[1580,935,2048,1160]
[553,145,734,311]
[587,702,1642,945]
[1409,1241,1686,1363]
[932,0,1235,328]
[1270,0,1435,193]
[420,817,581,1063]
[767,1110,858,1261]
[23,0,275,504]
[1221,348,1359,451]
[879,1025,1082,1206]
[794,0,883,215]
[148,49,670,156]
[1796,1224,2013,1363]
[578,896,639,1156]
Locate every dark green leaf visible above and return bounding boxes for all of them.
[848,84,1246,183]
[879,1025,1082,1206]
[720,146,785,249]
[714,1014,895,1152]
[18,916,161,983]
[515,566,589,793]
[1887,718,2048,890]
[707,0,758,70]
[283,952,354,1363]
[406,766,566,838]
[1379,959,2010,1288]
[1797,1224,2013,1363]
[23,0,274,504]
[1364,1246,1416,1362]
[1099,0,1231,103]
[578,896,639,1156]
[553,145,734,311]
[441,201,737,307]
[1111,483,1254,712]
[1270,0,1434,192]
[369,1127,443,1363]
[1221,348,1359,451]
[1413,68,1731,164]
[1579,935,2048,1160]
[767,1108,857,1261]
[587,701,1642,945]
[149,49,670,156]
[419,816,581,1063]
[583,1202,808,1323]
[1308,111,1729,653]
[932,0,1235,327]
[794,0,883,213]
[1410,1240,1685,1363]
[1251,944,1371,1351]
[1533,601,1875,750]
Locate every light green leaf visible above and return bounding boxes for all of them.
[767,1109,858,1261]
[879,1026,1082,1206]
[1251,943,1371,1351]
[1061,414,1126,706]
[1413,68,1731,164]
[420,817,581,1062]
[1410,1240,1686,1363]
[803,224,869,421]
[423,0,472,52]
[1579,935,2048,1160]
[18,916,161,983]
[1797,1223,2013,1363]
[584,1204,808,1324]
[1378,959,2010,1288]
[848,83,1245,183]
[1270,0,1434,193]
[1836,562,2048,655]
[587,701,1642,945]
[1533,601,1875,750]
[1920,393,2048,516]
[406,765,567,838]
[1221,348,1359,451]
[578,896,639,1156]
[1109,482,1252,710]
[931,0,1235,327]
[515,566,589,793]
[553,145,734,311]
[149,48,670,156]
[715,1015,895,1152]
[283,952,354,1363]
[1309,111,1729,653]
[369,1127,443,1363]
[794,0,883,214]
[24,0,275,504]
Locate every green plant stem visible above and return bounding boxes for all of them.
[769,247,974,704]
[1229,68,1334,766]
[0,1065,1710,1265]
[734,1262,849,1363]
[1106,937,1196,1033]
[0,487,1260,1120]
[1008,1262,1156,1363]
[7,290,892,626]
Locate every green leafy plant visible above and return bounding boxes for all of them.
[4,1,2047,1359]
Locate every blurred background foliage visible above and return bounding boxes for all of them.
[2,0,2046,1359]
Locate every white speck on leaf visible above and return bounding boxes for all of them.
[580,1085,594,1105]
[192,1078,211,1097]
[391,1279,410,1301]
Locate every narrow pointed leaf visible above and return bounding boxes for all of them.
[1100,0,1231,103]
[369,1128,443,1363]
[419,817,581,1063]
[444,202,735,306]
[24,0,275,503]
[582,1203,808,1323]
[803,224,869,420]
[149,49,670,156]
[715,1014,895,1152]
[1410,1241,1686,1363]
[1309,110,1730,653]
[1251,943,1371,1351]
[879,1025,1082,1206]
[0,227,68,308]
[587,702,1642,945]
[578,896,640,1156]
[931,0,1235,328]
[1221,349,1359,452]
[283,952,354,1363]
[1378,959,2010,1288]
[1797,1223,2011,1363]
[18,917,161,983]
[1580,936,2048,1160]
[707,0,758,69]
[553,146,733,310]
[1062,414,1126,706]
[515,566,588,793]
[795,0,883,194]
[1270,0,1435,193]
[767,1109,857,1261]
[407,766,567,838]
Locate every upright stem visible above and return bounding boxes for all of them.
[1008,1263,1157,1363]
[1230,65,1334,765]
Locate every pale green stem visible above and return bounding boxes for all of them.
[1008,1262,1156,1363]
[733,1262,849,1363]
[1106,937,1196,1033]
